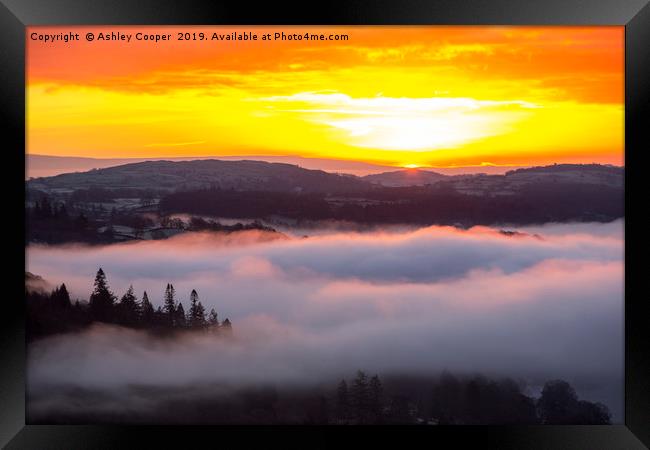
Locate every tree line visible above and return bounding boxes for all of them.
[33,369,611,425]
[329,371,611,425]
[26,268,232,341]
[26,195,105,245]
[159,182,624,227]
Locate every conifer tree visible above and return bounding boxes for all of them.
[175,302,187,328]
[369,375,384,423]
[163,283,176,326]
[221,318,232,333]
[208,309,219,326]
[141,291,154,325]
[118,285,139,325]
[154,305,164,326]
[337,379,350,423]
[196,301,206,328]
[351,370,370,423]
[188,289,201,328]
[52,283,71,309]
[89,268,116,322]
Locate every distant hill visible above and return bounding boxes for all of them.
[362,163,623,190]
[504,164,623,185]
[26,154,527,179]
[26,154,398,179]
[27,159,372,194]
[26,161,624,233]
[27,160,624,199]
[362,169,450,187]
[443,164,623,197]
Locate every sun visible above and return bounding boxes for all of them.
[403,164,420,169]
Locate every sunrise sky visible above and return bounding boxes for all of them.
[27,26,624,169]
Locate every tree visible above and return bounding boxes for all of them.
[336,379,350,423]
[573,401,611,425]
[118,285,139,326]
[388,395,412,424]
[432,371,462,423]
[196,301,206,328]
[369,375,384,423]
[208,309,219,327]
[188,289,205,328]
[537,380,578,424]
[305,396,330,424]
[221,318,232,334]
[163,283,176,326]
[89,268,116,322]
[153,306,165,327]
[175,302,187,328]
[351,370,370,423]
[537,380,611,425]
[51,283,71,309]
[141,291,154,325]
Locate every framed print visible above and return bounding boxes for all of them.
[1,0,648,448]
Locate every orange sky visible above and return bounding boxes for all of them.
[27,26,624,169]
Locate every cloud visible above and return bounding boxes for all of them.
[257,92,538,150]
[27,222,621,290]
[26,220,624,421]
[262,91,539,110]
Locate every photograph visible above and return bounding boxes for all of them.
[24,25,625,426]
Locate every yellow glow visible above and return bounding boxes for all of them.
[27,26,624,168]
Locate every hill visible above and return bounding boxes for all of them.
[362,164,623,191]
[445,164,623,197]
[362,169,450,187]
[26,154,400,179]
[27,159,372,194]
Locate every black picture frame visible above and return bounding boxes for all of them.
[2,1,648,448]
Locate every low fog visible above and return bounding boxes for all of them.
[26,220,624,421]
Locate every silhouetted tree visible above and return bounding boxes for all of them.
[351,371,370,424]
[221,318,232,334]
[153,306,165,327]
[196,301,206,328]
[141,291,154,325]
[188,289,205,328]
[336,379,350,423]
[573,400,611,424]
[537,380,578,424]
[369,374,383,423]
[208,309,219,327]
[175,302,187,328]
[163,283,176,327]
[89,268,116,322]
[305,396,330,424]
[388,395,412,424]
[431,371,462,423]
[51,283,71,310]
[537,380,610,424]
[117,285,139,326]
